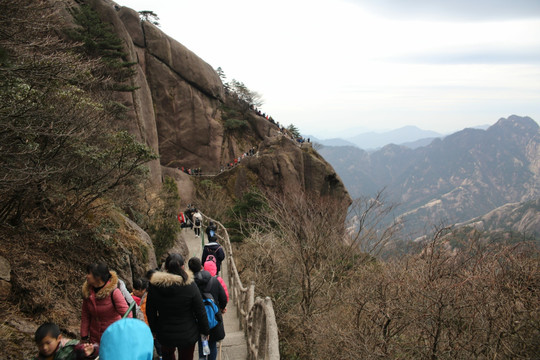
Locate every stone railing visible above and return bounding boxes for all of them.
[201,214,280,360]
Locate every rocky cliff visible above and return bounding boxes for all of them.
[75,0,349,206]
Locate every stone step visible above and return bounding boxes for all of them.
[220,331,248,360]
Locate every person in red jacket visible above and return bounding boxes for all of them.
[81,262,131,344]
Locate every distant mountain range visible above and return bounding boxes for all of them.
[310,124,491,150]
[457,198,540,239]
[319,115,540,239]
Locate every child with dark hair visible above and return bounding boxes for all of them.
[131,277,148,305]
[33,322,98,360]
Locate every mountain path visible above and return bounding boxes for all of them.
[183,228,248,360]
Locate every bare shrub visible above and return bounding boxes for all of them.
[236,196,540,360]
[235,190,370,359]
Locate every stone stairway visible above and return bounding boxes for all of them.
[183,228,248,360]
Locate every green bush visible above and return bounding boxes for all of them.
[224,118,248,131]
[148,177,181,260]
[225,188,269,242]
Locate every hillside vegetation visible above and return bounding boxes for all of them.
[1,1,538,360]
[233,192,539,359]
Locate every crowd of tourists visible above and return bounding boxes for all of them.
[178,147,258,177]
[32,211,228,360]
[180,167,203,176]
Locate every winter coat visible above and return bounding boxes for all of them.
[192,211,203,229]
[204,260,229,302]
[139,291,148,325]
[146,270,210,348]
[201,242,225,273]
[81,271,131,344]
[99,318,153,360]
[33,338,98,360]
[193,270,228,341]
[205,223,217,238]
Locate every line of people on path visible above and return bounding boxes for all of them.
[180,167,203,176]
[177,146,258,178]
[31,219,229,360]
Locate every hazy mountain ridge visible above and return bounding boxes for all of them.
[311,124,492,150]
[320,115,540,238]
[310,125,443,150]
[456,198,540,238]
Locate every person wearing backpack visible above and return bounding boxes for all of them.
[184,205,195,229]
[203,258,229,302]
[146,253,209,360]
[81,263,132,344]
[192,209,203,237]
[201,235,225,274]
[188,257,227,360]
[205,221,217,239]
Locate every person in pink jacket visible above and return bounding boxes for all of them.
[204,257,229,302]
[81,262,131,344]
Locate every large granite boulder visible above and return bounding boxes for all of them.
[142,21,224,100]
[145,54,224,169]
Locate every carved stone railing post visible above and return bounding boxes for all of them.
[201,213,280,359]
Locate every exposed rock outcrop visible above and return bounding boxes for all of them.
[67,0,350,208]
[218,136,351,214]
[115,4,226,171]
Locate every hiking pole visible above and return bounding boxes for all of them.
[201,230,205,249]
[122,301,136,319]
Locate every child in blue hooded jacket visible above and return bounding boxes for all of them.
[99,318,153,360]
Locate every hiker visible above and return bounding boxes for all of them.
[131,277,148,306]
[33,322,98,360]
[184,205,194,229]
[201,235,225,274]
[192,209,203,237]
[146,253,209,360]
[205,221,217,239]
[116,275,140,319]
[188,257,227,360]
[204,258,229,302]
[99,318,153,360]
[81,263,132,344]
[141,270,163,360]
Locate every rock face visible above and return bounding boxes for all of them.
[220,136,351,215]
[114,4,225,172]
[79,0,349,209]
[70,1,350,226]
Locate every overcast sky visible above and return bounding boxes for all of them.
[117,0,540,138]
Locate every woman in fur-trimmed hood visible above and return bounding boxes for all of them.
[81,263,131,344]
[146,253,210,360]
